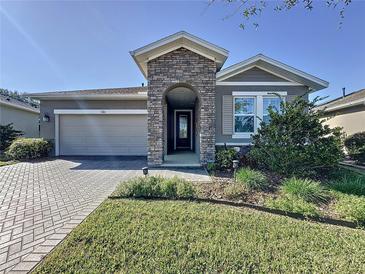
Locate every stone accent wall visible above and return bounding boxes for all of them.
[147,47,216,165]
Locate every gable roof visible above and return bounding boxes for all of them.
[0,94,40,114]
[130,31,229,78]
[216,54,329,91]
[316,88,365,112]
[29,87,148,100]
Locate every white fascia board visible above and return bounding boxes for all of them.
[217,54,329,88]
[0,100,40,114]
[217,82,302,86]
[54,109,147,115]
[31,94,148,100]
[232,91,287,96]
[130,31,228,57]
[324,99,365,112]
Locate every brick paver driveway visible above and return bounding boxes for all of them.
[0,157,146,273]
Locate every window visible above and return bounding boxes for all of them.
[263,97,281,124]
[234,97,255,134]
[179,115,188,138]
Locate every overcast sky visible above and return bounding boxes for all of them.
[1,1,364,102]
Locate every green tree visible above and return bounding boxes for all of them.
[249,95,344,177]
[0,123,23,151]
[211,0,352,29]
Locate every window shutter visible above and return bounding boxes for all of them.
[222,95,233,135]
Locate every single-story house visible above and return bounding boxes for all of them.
[30,31,328,166]
[0,94,40,137]
[315,88,365,137]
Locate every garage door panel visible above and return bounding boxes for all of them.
[59,114,147,156]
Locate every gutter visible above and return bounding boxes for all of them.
[324,98,365,112]
[30,94,148,101]
[0,100,40,114]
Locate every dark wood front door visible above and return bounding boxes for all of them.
[175,111,192,150]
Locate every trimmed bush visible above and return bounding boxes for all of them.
[249,96,344,177]
[114,176,195,199]
[332,193,365,225]
[235,168,268,191]
[329,175,365,196]
[265,196,319,217]
[0,123,22,151]
[6,138,51,160]
[344,132,365,164]
[215,148,237,170]
[281,178,330,204]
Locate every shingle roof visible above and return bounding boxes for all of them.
[317,89,365,111]
[0,94,40,113]
[30,86,147,97]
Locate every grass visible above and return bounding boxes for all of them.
[0,160,17,167]
[235,167,268,191]
[281,177,330,204]
[265,196,320,217]
[329,175,365,197]
[331,192,365,225]
[113,176,195,199]
[34,199,365,273]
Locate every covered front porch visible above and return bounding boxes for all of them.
[162,85,201,167]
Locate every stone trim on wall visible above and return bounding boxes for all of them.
[147,47,216,165]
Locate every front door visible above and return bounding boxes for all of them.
[175,111,192,150]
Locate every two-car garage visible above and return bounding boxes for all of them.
[55,110,147,156]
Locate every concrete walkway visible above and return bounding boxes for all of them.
[0,157,210,273]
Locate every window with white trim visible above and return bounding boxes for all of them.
[232,93,286,138]
[234,97,255,134]
[263,97,282,124]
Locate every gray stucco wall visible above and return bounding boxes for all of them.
[0,105,39,137]
[215,85,309,144]
[222,67,288,82]
[40,100,146,142]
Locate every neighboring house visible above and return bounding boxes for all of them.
[30,31,328,166]
[315,88,365,137]
[0,94,40,137]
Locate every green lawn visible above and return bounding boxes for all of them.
[0,160,16,167]
[34,199,365,273]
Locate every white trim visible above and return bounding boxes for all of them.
[323,99,365,112]
[233,96,256,137]
[30,94,147,100]
[174,109,193,151]
[217,64,298,83]
[0,100,40,114]
[131,31,229,58]
[55,114,59,156]
[216,82,302,86]
[232,91,287,96]
[53,109,147,115]
[215,142,251,146]
[216,54,328,89]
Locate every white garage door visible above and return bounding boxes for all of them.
[59,114,147,156]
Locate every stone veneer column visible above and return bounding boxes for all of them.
[147,48,216,166]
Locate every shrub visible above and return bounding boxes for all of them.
[215,148,237,170]
[344,132,365,164]
[332,193,365,225]
[206,162,216,172]
[0,123,22,151]
[265,196,319,217]
[224,183,247,198]
[329,175,365,196]
[6,138,51,160]
[249,96,344,177]
[281,178,330,204]
[235,168,268,191]
[114,176,195,199]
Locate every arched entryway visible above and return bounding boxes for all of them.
[162,85,200,166]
